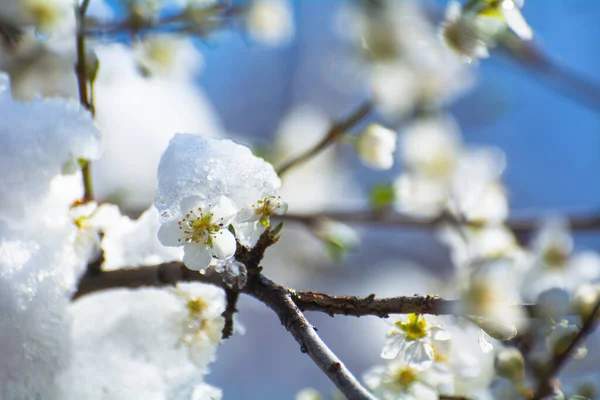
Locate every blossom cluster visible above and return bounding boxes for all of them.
[155,134,288,274]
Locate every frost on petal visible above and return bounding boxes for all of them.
[183,243,213,271]
[211,230,237,260]
[158,220,187,247]
[155,134,281,223]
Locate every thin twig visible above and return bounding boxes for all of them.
[221,288,240,339]
[84,4,245,38]
[280,209,600,234]
[533,298,600,398]
[501,39,600,113]
[276,101,373,177]
[73,261,534,317]
[248,274,377,400]
[75,0,95,203]
[75,228,377,399]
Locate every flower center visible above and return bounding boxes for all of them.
[542,245,569,269]
[186,297,208,319]
[178,208,222,246]
[391,366,419,391]
[252,195,285,228]
[396,313,428,341]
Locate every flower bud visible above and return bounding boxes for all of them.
[495,347,525,383]
[356,124,397,170]
[295,388,322,400]
[572,284,600,320]
[546,320,587,359]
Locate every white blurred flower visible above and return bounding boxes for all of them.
[295,388,323,400]
[339,1,475,118]
[363,359,447,400]
[523,218,600,300]
[246,0,294,46]
[356,123,397,170]
[174,285,225,355]
[0,0,76,35]
[572,284,600,320]
[400,115,462,180]
[546,320,587,360]
[495,347,525,383]
[441,0,532,62]
[460,259,527,329]
[158,196,238,271]
[133,36,203,80]
[382,313,451,371]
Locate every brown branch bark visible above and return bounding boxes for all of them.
[276,101,373,177]
[221,288,239,339]
[280,209,600,234]
[248,274,377,400]
[75,229,377,399]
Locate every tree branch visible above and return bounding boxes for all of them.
[221,288,239,339]
[501,39,600,113]
[84,3,245,38]
[280,209,600,234]
[249,274,377,399]
[74,228,377,399]
[73,261,535,317]
[276,101,373,177]
[533,298,600,399]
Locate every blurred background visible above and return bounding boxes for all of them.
[4,0,599,397]
[190,1,600,398]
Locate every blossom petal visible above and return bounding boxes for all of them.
[183,243,213,271]
[211,196,238,225]
[211,229,237,259]
[381,333,407,360]
[502,3,533,40]
[272,199,288,216]
[478,329,494,353]
[157,220,186,246]
[404,341,434,370]
[180,195,206,215]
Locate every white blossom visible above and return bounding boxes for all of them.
[363,359,450,400]
[155,134,286,269]
[441,0,533,62]
[546,320,587,360]
[0,0,76,35]
[158,196,238,271]
[356,123,397,170]
[381,313,451,370]
[56,283,225,398]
